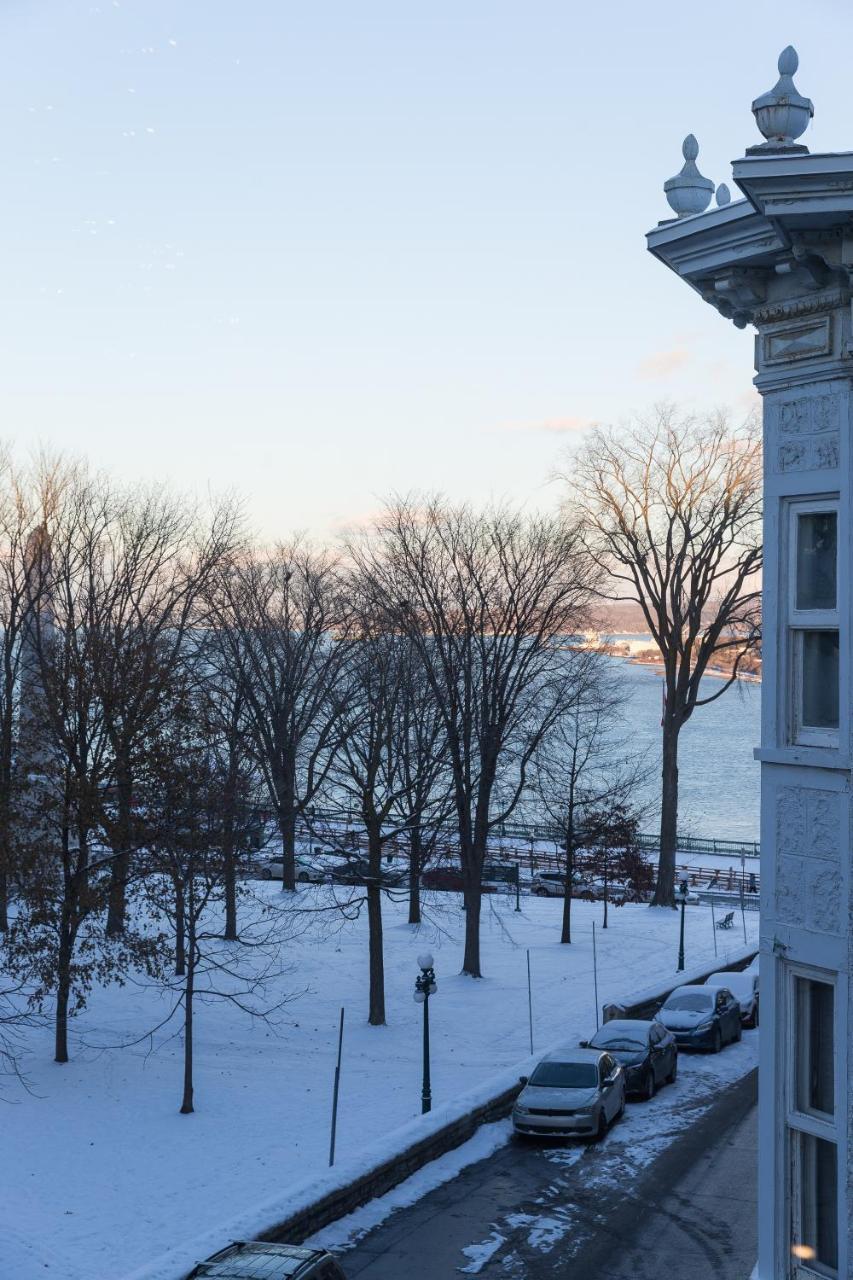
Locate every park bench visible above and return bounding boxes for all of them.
[716,911,735,930]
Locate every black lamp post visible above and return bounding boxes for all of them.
[414,952,437,1114]
[677,875,688,972]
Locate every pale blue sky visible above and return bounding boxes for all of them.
[0,1,850,538]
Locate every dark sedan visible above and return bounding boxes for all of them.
[657,984,742,1052]
[583,1018,677,1099]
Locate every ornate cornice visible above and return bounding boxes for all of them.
[753,286,848,325]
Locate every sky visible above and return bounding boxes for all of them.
[0,0,851,541]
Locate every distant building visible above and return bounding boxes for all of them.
[648,50,848,1279]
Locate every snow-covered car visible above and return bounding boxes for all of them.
[187,1240,346,1279]
[577,878,635,904]
[583,1018,677,1099]
[258,854,332,884]
[705,969,759,1027]
[530,871,586,897]
[657,984,742,1052]
[512,1048,625,1141]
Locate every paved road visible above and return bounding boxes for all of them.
[336,1068,757,1278]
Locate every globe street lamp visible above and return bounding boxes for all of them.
[413,952,437,1114]
[677,875,689,972]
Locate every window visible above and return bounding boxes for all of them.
[788,502,839,746]
[788,971,838,1278]
[795,978,834,1118]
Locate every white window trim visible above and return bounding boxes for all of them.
[787,499,840,748]
[786,965,840,1280]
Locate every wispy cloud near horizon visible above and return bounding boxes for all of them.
[491,415,593,436]
[636,347,691,380]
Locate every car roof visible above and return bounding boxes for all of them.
[540,1047,604,1063]
[193,1241,327,1279]
[666,985,714,997]
[594,1019,657,1035]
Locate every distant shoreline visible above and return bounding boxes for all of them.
[593,635,762,685]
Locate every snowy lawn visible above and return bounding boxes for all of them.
[2,884,758,1280]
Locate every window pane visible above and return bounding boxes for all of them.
[796,978,834,1116]
[793,1132,838,1274]
[797,512,837,611]
[801,631,839,729]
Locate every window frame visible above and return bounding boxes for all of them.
[786,965,840,1280]
[787,498,840,748]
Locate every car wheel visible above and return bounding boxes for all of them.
[666,1056,677,1085]
[594,1110,607,1142]
[297,871,310,883]
[616,1091,626,1120]
[259,867,272,880]
[712,1026,722,1054]
[643,1068,656,1101]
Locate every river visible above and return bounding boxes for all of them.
[609,657,761,842]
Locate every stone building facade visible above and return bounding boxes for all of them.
[648,50,850,1280]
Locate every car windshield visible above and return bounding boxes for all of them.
[664,992,713,1012]
[529,1061,598,1088]
[591,1035,645,1052]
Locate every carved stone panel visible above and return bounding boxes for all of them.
[777,854,842,932]
[776,786,841,861]
[762,315,832,364]
[775,786,843,934]
[765,389,843,473]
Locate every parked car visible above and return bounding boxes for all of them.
[657,984,742,1052]
[512,1048,625,1141]
[331,857,406,888]
[187,1240,346,1279]
[421,864,464,892]
[705,969,759,1027]
[530,871,586,897]
[583,1018,677,1099]
[577,878,635,904]
[258,854,331,884]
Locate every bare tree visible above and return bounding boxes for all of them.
[142,689,292,1113]
[208,543,347,892]
[561,408,762,906]
[90,487,241,937]
[5,471,162,1062]
[0,454,51,933]
[393,660,453,927]
[534,646,648,942]
[327,625,404,1027]
[355,497,600,977]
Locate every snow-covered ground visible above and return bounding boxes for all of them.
[2,885,758,1280]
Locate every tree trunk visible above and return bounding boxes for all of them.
[366,826,386,1025]
[602,850,609,929]
[0,869,7,933]
[652,724,680,907]
[55,915,73,1063]
[408,827,422,925]
[174,875,186,977]
[461,843,483,977]
[106,766,133,937]
[277,806,297,893]
[180,924,194,1114]
[560,839,574,945]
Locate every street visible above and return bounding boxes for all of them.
[335,1065,757,1278]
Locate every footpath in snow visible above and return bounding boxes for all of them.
[1,885,758,1280]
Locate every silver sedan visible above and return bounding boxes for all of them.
[512,1047,625,1141]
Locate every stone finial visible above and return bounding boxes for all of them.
[716,183,731,207]
[663,135,715,218]
[749,46,813,153]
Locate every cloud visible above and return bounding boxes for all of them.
[636,347,691,380]
[494,416,592,436]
